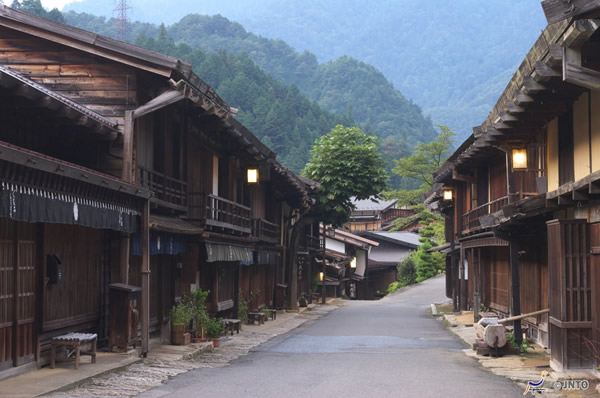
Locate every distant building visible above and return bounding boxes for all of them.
[346,197,413,232]
[357,231,421,297]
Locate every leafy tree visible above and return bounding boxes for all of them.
[393,125,455,191]
[10,0,20,9]
[397,255,417,287]
[302,125,388,226]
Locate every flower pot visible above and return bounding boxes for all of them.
[172,324,188,345]
[210,337,221,348]
[193,337,208,343]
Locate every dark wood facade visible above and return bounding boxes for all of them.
[0,5,318,379]
[430,4,600,372]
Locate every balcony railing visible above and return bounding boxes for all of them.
[188,192,251,234]
[461,169,544,234]
[305,235,323,252]
[138,166,187,207]
[253,218,280,243]
[462,196,509,233]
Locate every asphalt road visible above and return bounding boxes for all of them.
[140,275,523,398]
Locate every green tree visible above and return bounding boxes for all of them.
[302,125,388,226]
[393,125,455,190]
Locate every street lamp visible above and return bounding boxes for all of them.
[443,189,453,201]
[319,271,324,281]
[350,257,357,269]
[512,148,527,169]
[247,168,259,183]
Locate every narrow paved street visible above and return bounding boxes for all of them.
[140,275,523,398]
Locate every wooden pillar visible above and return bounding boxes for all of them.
[509,237,523,345]
[233,263,240,319]
[321,232,326,304]
[140,201,150,356]
[473,248,480,323]
[459,246,466,311]
[119,234,130,284]
[122,110,134,182]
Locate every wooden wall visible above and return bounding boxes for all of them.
[0,219,37,370]
[592,90,600,173]
[548,219,593,369]
[489,158,507,201]
[42,224,103,334]
[547,118,559,192]
[0,26,138,128]
[573,92,590,181]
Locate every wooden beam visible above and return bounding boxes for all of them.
[514,90,535,106]
[523,77,547,95]
[562,19,600,48]
[565,61,600,89]
[499,112,518,123]
[505,103,525,115]
[547,43,564,68]
[542,0,600,24]
[534,61,561,82]
[590,181,600,194]
[132,90,184,119]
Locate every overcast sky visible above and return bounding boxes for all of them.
[40,0,81,10]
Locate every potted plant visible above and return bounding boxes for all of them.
[185,288,210,342]
[205,317,225,348]
[170,301,192,345]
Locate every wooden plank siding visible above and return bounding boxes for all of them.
[0,26,138,128]
[0,219,36,369]
[547,219,593,370]
[42,224,103,334]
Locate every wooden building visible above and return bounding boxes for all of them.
[312,227,378,300]
[0,45,152,377]
[0,6,316,377]
[429,2,600,372]
[358,231,421,299]
[345,197,412,232]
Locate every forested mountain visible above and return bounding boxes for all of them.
[60,13,437,156]
[135,28,354,172]
[63,0,548,140]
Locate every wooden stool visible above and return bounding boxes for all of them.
[223,319,241,335]
[264,309,277,320]
[51,333,97,370]
[247,312,266,325]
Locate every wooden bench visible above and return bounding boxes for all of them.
[51,333,97,370]
[263,309,277,320]
[247,312,266,325]
[223,319,241,335]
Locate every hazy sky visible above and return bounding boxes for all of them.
[41,0,81,10]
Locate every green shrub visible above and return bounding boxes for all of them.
[387,281,400,294]
[397,255,418,286]
[238,291,248,323]
[205,318,225,338]
[170,301,193,326]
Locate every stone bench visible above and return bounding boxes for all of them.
[50,333,97,370]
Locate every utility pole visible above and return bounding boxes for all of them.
[114,0,131,41]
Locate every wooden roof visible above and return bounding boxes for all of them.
[0,64,119,137]
[0,5,232,119]
[434,15,585,183]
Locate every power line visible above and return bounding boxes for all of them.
[113,0,131,41]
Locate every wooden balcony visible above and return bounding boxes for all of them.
[138,166,187,210]
[305,235,323,252]
[252,218,280,244]
[462,170,544,234]
[462,196,509,234]
[188,192,252,234]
